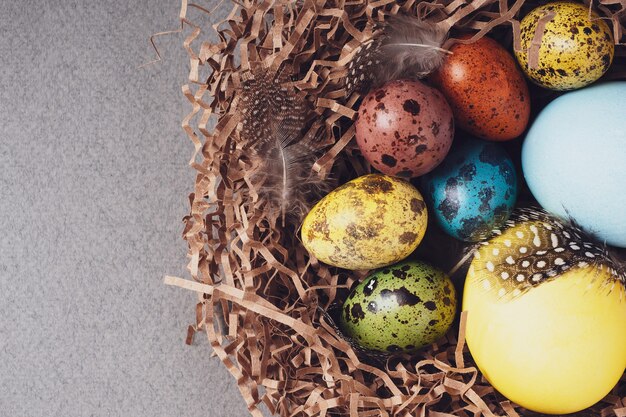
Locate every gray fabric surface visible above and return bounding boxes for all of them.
[0,1,251,416]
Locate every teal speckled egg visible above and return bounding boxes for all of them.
[339,260,456,353]
[422,139,518,242]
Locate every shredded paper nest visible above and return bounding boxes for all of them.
[165,0,626,415]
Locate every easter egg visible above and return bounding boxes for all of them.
[430,36,530,141]
[515,1,614,90]
[522,82,626,248]
[422,139,517,242]
[301,174,428,270]
[463,209,626,414]
[340,260,456,353]
[355,79,454,178]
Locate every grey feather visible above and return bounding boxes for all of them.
[345,15,449,95]
[239,68,332,224]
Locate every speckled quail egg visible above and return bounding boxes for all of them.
[340,260,456,353]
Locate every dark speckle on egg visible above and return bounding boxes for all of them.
[346,223,379,240]
[458,215,489,241]
[430,121,440,135]
[415,144,428,155]
[410,198,426,215]
[381,154,397,167]
[403,99,421,115]
[478,187,495,213]
[380,287,422,306]
[424,301,437,311]
[357,175,393,194]
[406,134,422,145]
[398,232,418,244]
[350,303,365,323]
[459,163,476,181]
[392,269,408,279]
[374,89,386,101]
[362,278,378,296]
[438,177,461,222]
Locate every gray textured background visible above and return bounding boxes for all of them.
[0,1,251,416]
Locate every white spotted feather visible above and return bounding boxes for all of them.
[472,208,625,299]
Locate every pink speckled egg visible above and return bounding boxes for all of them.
[355,79,454,178]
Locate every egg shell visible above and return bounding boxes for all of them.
[515,1,614,91]
[430,36,530,141]
[340,260,456,353]
[355,79,454,178]
[463,222,626,414]
[423,139,517,242]
[301,174,428,270]
[522,82,626,248]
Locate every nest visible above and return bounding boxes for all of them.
[166,0,626,415]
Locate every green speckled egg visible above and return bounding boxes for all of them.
[515,1,614,91]
[339,260,456,353]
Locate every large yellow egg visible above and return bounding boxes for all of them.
[515,1,614,90]
[301,174,427,270]
[463,222,626,414]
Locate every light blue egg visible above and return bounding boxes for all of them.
[522,82,626,248]
[423,139,518,242]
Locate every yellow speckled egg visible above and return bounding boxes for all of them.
[301,174,428,270]
[463,210,626,414]
[515,1,614,90]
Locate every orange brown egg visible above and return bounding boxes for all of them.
[430,37,530,141]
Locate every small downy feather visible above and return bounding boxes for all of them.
[239,68,331,224]
[345,15,450,95]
